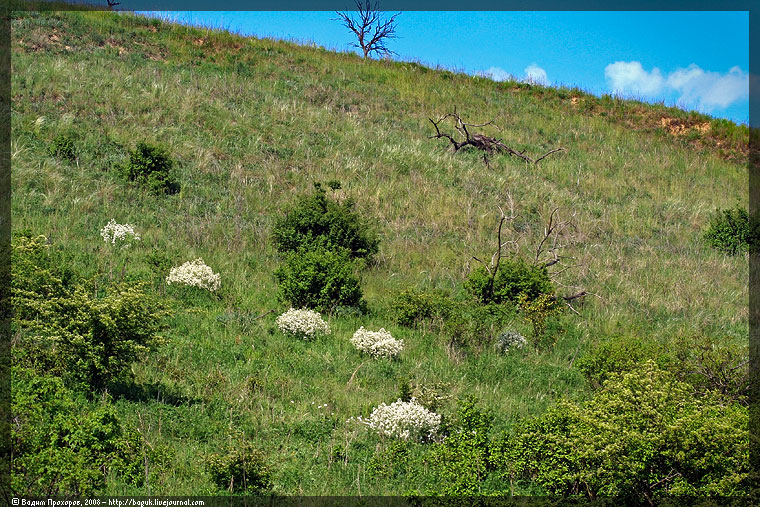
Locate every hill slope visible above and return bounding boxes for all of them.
[10,9,749,496]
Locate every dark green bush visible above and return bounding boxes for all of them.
[11,235,168,393]
[11,367,149,496]
[495,361,750,498]
[465,258,553,306]
[443,302,515,351]
[430,396,501,496]
[703,206,758,254]
[274,246,365,313]
[49,132,77,161]
[272,182,379,261]
[205,442,272,495]
[122,142,179,195]
[391,288,454,328]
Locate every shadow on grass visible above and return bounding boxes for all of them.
[109,379,199,406]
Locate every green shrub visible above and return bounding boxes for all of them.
[18,283,168,393]
[49,132,77,161]
[391,288,454,328]
[671,334,750,403]
[430,396,500,495]
[274,246,365,313]
[205,442,272,495]
[11,234,73,323]
[122,142,179,195]
[11,367,148,496]
[517,293,562,347]
[465,258,553,306]
[12,235,168,392]
[443,302,515,351]
[272,182,379,261]
[575,336,660,389]
[575,335,668,389]
[703,206,758,254]
[495,361,751,499]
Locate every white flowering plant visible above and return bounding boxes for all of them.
[166,258,221,292]
[349,398,441,442]
[350,327,404,359]
[496,330,527,354]
[101,219,140,246]
[276,308,331,340]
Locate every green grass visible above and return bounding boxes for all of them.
[10,9,749,495]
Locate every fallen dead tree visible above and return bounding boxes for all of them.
[428,110,564,165]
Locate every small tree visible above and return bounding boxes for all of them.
[335,0,401,59]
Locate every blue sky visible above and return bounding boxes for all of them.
[142,11,750,124]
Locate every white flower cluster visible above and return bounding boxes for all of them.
[351,398,441,442]
[496,330,527,354]
[101,219,140,245]
[276,308,331,340]
[350,327,404,358]
[166,258,221,292]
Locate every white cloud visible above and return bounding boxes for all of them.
[524,63,548,85]
[666,64,748,110]
[604,61,665,96]
[605,60,749,112]
[479,66,512,82]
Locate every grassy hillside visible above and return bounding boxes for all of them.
[10,8,750,496]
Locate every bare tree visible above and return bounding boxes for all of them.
[472,200,595,314]
[106,0,120,8]
[335,0,401,59]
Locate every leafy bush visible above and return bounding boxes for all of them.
[443,302,515,351]
[465,258,553,306]
[20,283,168,393]
[495,361,751,499]
[122,142,179,195]
[272,182,379,261]
[703,206,758,254]
[12,235,167,392]
[517,293,562,347]
[671,334,750,404]
[11,234,73,322]
[274,246,365,313]
[575,335,670,389]
[11,367,150,496]
[49,132,77,161]
[430,396,500,496]
[205,442,272,495]
[391,288,454,328]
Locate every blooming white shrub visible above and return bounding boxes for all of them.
[496,330,527,354]
[166,258,221,292]
[351,398,441,442]
[350,327,404,358]
[276,308,331,340]
[101,219,140,245]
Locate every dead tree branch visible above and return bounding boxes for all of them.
[335,1,401,59]
[429,109,564,165]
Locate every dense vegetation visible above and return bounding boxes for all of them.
[10,7,751,498]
